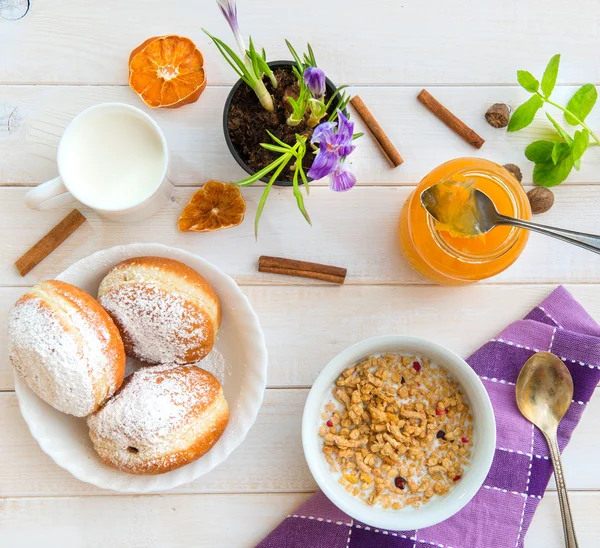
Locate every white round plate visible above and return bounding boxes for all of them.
[14,243,268,493]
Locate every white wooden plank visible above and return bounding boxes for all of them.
[1,389,599,497]
[0,493,312,548]
[3,284,600,390]
[0,492,597,547]
[526,493,600,547]
[2,85,600,186]
[248,284,600,387]
[2,1,600,86]
[1,187,600,288]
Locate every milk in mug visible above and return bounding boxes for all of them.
[25,103,171,222]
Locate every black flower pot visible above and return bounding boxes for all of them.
[223,60,343,187]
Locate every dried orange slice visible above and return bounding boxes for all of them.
[129,35,206,109]
[178,181,246,232]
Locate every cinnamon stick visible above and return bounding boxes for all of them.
[258,256,347,284]
[350,95,404,167]
[417,89,485,149]
[15,209,87,276]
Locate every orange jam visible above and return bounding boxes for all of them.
[399,158,531,285]
[420,180,484,238]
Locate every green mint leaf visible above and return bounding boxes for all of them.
[525,140,555,163]
[517,70,540,93]
[573,158,582,171]
[571,129,590,162]
[551,142,571,165]
[565,84,598,125]
[533,154,574,187]
[546,112,573,144]
[507,95,544,132]
[540,54,560,98]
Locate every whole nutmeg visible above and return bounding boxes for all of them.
[503,163,523,183]
[527,187,554,214]
[485,103,511,128]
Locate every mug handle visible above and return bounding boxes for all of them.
[24,176,76,210]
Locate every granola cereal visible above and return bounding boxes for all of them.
[318,353,473,509]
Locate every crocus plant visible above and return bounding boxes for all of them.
[204,0,277,111]
[206,0,361,237]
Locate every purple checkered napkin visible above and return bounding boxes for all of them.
[257,286,600,548]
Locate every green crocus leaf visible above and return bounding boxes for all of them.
[551,141,571,165]
[517,70,540,93]
[266,130,290,149]
[507,95,544,132]
[292,166,311,226]
[260,143,291,154]
[541,54,560,98]
[571,129,590,166]
[525,140,555,163]
[565,84,598,125]
[546,112,573,144]
[254,155,291,238]
[533,154,574,187]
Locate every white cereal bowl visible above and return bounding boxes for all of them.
[13,243,268,493]
[302,335,495,531]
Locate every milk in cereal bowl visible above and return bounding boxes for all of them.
[302,336,496,530]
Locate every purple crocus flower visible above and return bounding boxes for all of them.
[216,0,246,57]
[308,110,355,177]
[307,110,357,191]
[330,163,357,192]
[303,66,326,99]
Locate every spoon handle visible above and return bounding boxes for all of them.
[497,215,600,255]
[544,431,579,548]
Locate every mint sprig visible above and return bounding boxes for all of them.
[508,54,599,187]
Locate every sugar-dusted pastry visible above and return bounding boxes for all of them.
[8,280,126,417]
[87,365,230,475]
[97,257,221,365]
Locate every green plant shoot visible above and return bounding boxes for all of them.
[236,132,311,238]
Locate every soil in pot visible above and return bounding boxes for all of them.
[227,66,334,182]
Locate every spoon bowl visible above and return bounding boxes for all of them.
[419,185,498,236]
[516,351,573,432]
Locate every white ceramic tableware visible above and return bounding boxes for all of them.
[24,103,173,222]
[302,335,496,530]
[14,243,268,493]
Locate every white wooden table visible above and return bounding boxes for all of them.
[2,1,600,546]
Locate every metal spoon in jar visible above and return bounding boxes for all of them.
[515,352,579,548]
[421,185,600,254]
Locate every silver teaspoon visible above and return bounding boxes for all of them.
[516,352,579,548]
[421,185,600,255]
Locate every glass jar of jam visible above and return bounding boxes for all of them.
[399,158,532,285]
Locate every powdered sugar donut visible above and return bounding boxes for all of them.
[97,257,221,365]
[8,280,126,417]
[87,365,230,475]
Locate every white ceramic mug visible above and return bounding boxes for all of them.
[25,103,173,222]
